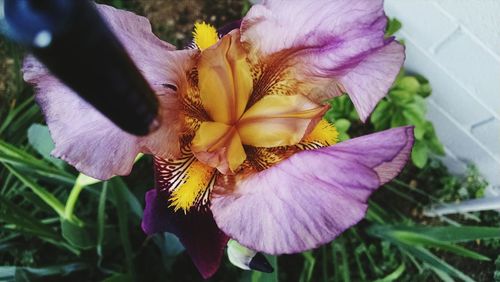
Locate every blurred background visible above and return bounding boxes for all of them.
[0,0,499,281]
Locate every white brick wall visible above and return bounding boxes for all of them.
[385,0,500,187]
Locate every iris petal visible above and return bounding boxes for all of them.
[191,122,247,173]
[241,0,404,121]
[211,126,414,254]
[238,95,328,147]
[23,4,194,180]
[142,189,228,279]
[198,32,253,124]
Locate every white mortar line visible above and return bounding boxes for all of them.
[429,98,500,164]
[433,0,500,61]
[399,29,500,121]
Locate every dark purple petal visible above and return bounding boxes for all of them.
[211,126,414,254]
[142,189,229,279]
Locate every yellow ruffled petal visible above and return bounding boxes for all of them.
[191,122,247,174]
[238,95,329,147]
[198,32,253,124]
[226,32,253,121]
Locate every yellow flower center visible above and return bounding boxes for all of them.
[190,30,327,174]
[161,24,337,213]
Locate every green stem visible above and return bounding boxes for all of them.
[63,155,143,226]
[64,173,100,226]
[64,183,85,222]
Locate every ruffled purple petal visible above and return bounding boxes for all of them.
[241,0,404,121]
[22,4,194,179]
[211,126,414,254]
[142,189,229,279]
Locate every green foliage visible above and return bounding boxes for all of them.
[386,18,403,37]
[371,72,444,168]
[495,255,500,282]
[326,70,445,168]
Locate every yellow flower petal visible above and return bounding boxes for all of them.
[191,122,247,174]
[198,33,253,124]
[238,95,328,147]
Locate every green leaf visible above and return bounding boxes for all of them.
[414,124,426,140]
[385,18,402,37]
[4,164,66,217]
[333,119,351,141]
[390,112,406,128]
[411,141,429,168]
[332,238,351,282]
[0,196,60,241]
[299,251,316,282]
[0,263,87,281]
[415,74,432,97]
[27,123,64,168]
[402,103,426,125]
[334,119,351,133]
[426,129,445,155]
[390,90,413,105]
[0,196,79,255]
[0,96,36,136]
[109,178,135,279]
[61,219,96,250]
[394,226,500,243]
[97,183,108,266]
[399,245,475,282]
[368,226,478,282]
[371,100,392,130]
[0,140,75,185]
[398,77,421,93]
[61,219,95,250]
[373,263,406,282]
[390,231,490,261]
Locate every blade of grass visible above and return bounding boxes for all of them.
[332,238,350,282]
[110,178,135,280]
[373,263,406,282]
[321,246,328,282]
[392,230,490,261]
[0,96,35,135]
[390,226,500,243]
[0,140,74,184]
[4,164,66,218]
[0,263,87,281]
[97,182,108,267]
[398,245,474,282]
[369,225,491,261]
[299,251,316,282]
[0,196,79,255]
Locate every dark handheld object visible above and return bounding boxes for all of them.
[3,0,160,136]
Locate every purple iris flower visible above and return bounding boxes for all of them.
[23,0,413,278]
